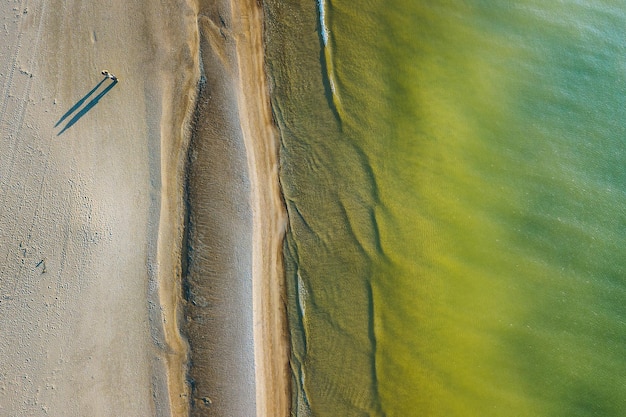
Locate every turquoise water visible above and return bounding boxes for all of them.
[265,1,626,416]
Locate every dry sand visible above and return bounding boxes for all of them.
[0,0,288,416]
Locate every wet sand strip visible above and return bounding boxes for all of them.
[181,0,289,416]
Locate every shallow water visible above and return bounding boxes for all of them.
[265,1,626,416]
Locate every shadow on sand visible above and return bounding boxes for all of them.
[56,78,118,136]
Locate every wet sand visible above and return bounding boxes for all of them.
[0,0,287,415]
[183,1,289,415]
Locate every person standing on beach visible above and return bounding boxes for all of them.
[101,69,118,82]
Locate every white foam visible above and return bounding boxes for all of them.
[317,0,329,46]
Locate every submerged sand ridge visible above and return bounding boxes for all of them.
[0,0,287,415]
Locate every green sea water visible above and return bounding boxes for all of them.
[264,1,626,416]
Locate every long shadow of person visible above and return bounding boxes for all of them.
[55,78,107,128]
[57,78,118,136]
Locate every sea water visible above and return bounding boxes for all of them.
[264,1,626,416]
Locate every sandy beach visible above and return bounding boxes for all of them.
[0,0,288,415]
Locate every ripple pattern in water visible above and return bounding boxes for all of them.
[265,1,626,416]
